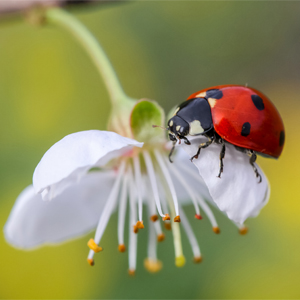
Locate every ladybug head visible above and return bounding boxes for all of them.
[167,116,191,145]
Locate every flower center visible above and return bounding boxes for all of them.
[86,148,225,273]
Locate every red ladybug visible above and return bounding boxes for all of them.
[167,85,285,182]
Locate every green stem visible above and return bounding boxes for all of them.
[45,7,127,104]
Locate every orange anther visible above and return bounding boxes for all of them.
[87,239,103,253]
[193,256,203,263]
[128,269,135,276]
[164,222,171,230]
[162,213,170,221]
[239,227,248,235]
[87,258,94,266]
[136,221,144,229]
[150,215,158,222]
[157,233,165,242]
[174,215,181,222]
[118,244,126,252]
[213,227,220,234]
[195,214,202,220]
[133,225,139,234]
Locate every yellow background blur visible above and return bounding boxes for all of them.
[0,2,299,299]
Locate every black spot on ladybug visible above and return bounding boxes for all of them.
[251,95,265,110]
[206,89,223,100]
[279,131,285,147]
[241,122,251,137]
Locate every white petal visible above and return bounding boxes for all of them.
[4,171,116,249]
[33,130,143,199]
[182,138,270,224]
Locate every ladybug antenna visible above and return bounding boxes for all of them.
[152,125,168,131]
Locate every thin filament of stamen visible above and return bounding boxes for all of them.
[88,161,125,260]
[133,155,143,222]
[180,207,201,259]
[147,222,158,260]
[143,151,165,218]
[118,173,128,248]
[167,160,201,216]
[159,173,185,267]
[128,168,137,274]
[154,149,180,218]
[176,161,218,228]
[128,165,137,229]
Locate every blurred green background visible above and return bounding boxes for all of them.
[0,1,299,299]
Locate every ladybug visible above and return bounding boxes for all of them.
[167,85,285,182]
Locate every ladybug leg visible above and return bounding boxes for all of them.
[168,140,177,163]
[190,136,213,161]
[248,151,262,183]
[217,140,226,178]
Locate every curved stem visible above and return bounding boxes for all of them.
[45,7,126,104]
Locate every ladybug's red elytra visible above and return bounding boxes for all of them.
[167,85,285,182]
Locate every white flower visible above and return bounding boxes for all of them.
[4,128,270,274]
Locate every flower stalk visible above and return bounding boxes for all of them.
[44,7,135,137]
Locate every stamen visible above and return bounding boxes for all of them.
[239,227,248,235]
[87,161,126,262]
[87,239,103,253]
[143,151,167,219]
[234,222,248,235]
[145,181,165,240]
[118,244,126,252]
[118,174,128,250]
[144,223,162,273]
[174,215,181,223]
[150,215,158,222]
[136,220,144,229]
[144,259,163,273]
[87,258,94,266]
[164,222,172,230]
[168,161,201,217]
[154,149,180,221]
[157,233,165,242]
[133,155,143,223]
[213,227,220,234]
[162,213,170,221]
[180,208,202,262]
[176,161,220,230]
[128,167,138,274]
[159,173,185,267]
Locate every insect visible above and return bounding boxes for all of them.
[167,85,285,182]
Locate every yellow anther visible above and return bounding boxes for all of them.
[144,258,163,273]
[174,215,181,223]
[175,255,186,267]
[87,239,103,253]
[162,213,170,221]
[157,233,165,242]
[193,256,203,264]
[164,222,171,230]
[213,227,220,234]
[239,227,248,235]
[128,269,135,276]
[118,244,126,252]
[87,258,94,266]
[150,214,158,222]
[136,221,144,229]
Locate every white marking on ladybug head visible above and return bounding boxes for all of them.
[195,91,206,98]
[176,125,181,132]
[189,120,204,136]
[208,98,217,108]
[173,107,180,116]
[169,120,173,127]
